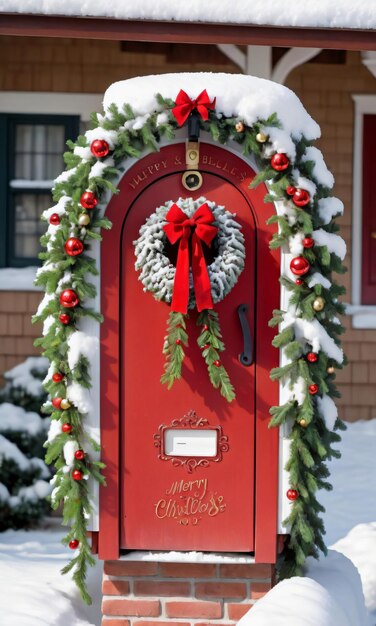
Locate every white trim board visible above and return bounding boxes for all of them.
[0,92,103,120]
[351,95,376,328]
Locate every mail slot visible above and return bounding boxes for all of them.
[164,429,218,457]
[99,141,280,561]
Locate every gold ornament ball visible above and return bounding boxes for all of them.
[313,296,325,312]
[256,131,268,143]
[235,121,245,133]
[78,213,90,226]
[299,419,308,428]
[327,366,335,374]
[60,399,71,410]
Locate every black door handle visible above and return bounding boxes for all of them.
[237,304,253,367]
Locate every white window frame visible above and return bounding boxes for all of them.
[348,95,376,329]
[0,92,103,291]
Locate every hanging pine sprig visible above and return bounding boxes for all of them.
[197,310,235,403]
[161,312,189,388]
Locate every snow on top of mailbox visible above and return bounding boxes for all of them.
[3,0,376,31]
[104,73,321,148]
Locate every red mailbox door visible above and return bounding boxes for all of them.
[120,162,256,552]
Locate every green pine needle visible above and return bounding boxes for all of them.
[160,311,188,389]
[197,310,235,403]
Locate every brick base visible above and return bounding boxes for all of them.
[102,560,274,625]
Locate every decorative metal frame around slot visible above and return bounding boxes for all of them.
[153,409,229,473]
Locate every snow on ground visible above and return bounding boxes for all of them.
[0,518,103,626]
[240,551,371,626]
[321,419,376,545]
[332,524,376,615]
[2,0,376,31]
[0,420,375,625]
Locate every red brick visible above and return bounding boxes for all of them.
[159,562,216,578]
[195,582,246,599]
[135,622,190,626]
[166,601,222,619]
[197,623,234,626]
[102,621,131,626]
[219,563,272,579]
[227,603,254,620]
[102,579,130,595]
[104,561,158,577]
[102,599,160,617]
[134,580,190,597]
[250,582,272,600]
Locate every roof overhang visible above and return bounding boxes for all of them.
[1,13,376,50]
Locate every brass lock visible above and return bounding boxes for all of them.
[182,141,203,191]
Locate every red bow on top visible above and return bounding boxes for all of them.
[172,89,216,126]
[163,203,218,314]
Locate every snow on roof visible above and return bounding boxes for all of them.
[2,0,376,31]
[103,73,320,144]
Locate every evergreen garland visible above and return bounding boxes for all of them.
[34,91,345,600]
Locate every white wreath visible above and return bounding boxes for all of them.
[134,196,246,309]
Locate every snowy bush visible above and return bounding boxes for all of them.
[0,357,51,530]
[0,356,48,413]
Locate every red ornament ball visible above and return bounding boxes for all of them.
[203,324,209,331]
[52,397,62,409]
[65,237,84,257]
[49,213,61,226]
[286,186,296,196]
[293,188,310,207]
[287,489,299,501]
[296,278,304,286]
[52,372,64,383]
[213,360,221,368]
[309,384,319,395]
[303,236,315,249]
[290,256,310,276]
[72,469,83,481]
[80,191,98,210]
[59,313,71,325]
[175,339,182,345]
[306,352,318,363]
[271,153,290,171]
[62,423,73,433]
[202,344,210,350]
[60,289,79,308]
[69,539,79,550]
[74,450,85,461]
[90,139,110,158]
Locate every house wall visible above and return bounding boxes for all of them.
[285,52,376,421]
[0,291,41,375]
[0,36,237,93]
[0,35,375,420]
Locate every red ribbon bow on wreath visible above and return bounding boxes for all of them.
[163,203,218,314]
[172,89,216,126]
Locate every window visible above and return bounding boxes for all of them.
[361,114,376,304]
[0,114,79,267]
[350,95,376,328]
